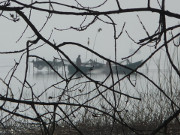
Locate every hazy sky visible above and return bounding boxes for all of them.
[0,0,180,65]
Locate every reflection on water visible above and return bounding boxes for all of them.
[0,65,160,98]
[32,71,61,79]
[1,63,178,98]
[1,62,180,122]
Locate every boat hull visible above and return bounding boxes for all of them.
[68,65,93,75]
[104,60,143,74]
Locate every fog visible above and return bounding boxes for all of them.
[0,0,180,65]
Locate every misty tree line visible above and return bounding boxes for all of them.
[0,0,180,135]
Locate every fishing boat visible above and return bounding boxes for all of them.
[104,60,143,74]
[32,58,64,71]
[84,59,105,70]
[68,65,93,75]
[68,59,105,75]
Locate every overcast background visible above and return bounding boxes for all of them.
[0,0,180,66]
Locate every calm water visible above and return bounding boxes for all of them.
[0,58,180,122]
[0,58,178,101]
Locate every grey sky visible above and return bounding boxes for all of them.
[0,0,180,65]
